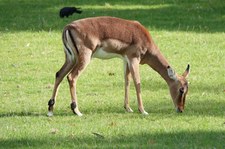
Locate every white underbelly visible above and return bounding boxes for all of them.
[92,48,123,60]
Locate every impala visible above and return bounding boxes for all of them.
[47,16,190,116]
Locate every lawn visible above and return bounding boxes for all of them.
[0,0,225,148]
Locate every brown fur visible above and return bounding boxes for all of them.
[48,16,190,116]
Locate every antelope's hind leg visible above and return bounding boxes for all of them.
[67,49,92,116]
[47,56,75,117]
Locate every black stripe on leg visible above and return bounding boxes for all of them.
[71,102,76,110]
[63,31,72,56]
[63,42,72,56]
[68,30,79,54]
[71,102,77,114]
[48,99,55,106]
[48,99,55,111]
[56,71,60,78]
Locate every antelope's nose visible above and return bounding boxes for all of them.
[176,107,183,113]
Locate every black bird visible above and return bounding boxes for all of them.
[59,7,82,18]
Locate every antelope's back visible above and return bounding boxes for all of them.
[65,16,152,45]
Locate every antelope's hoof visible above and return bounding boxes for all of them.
[125,106,134,113]
[138,108,149,115]
[74,108,83,117]
[141,111,149,115]
[47,111,53,117]
[71,102,83,116]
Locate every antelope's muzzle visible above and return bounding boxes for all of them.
[176,107,183,113]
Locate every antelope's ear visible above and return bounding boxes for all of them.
[167,66,178,81]
[182,64,190,78]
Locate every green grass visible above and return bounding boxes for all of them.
[0,0,225,148]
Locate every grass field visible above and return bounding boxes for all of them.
[0,0,225,148]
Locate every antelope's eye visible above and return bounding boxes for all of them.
[179,87,184,94]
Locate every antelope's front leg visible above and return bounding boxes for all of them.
[124,62,133,113]
[128,57,148,115]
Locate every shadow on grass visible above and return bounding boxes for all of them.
[0,0,224,32]
[1,130,225,148]
[0,94,224,118]
[0,111,45,118]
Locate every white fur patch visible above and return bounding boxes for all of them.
[141,110,149,115]
[167,67,178,81]
[65,30,75,61]
[47,111,53,117]
[74,108,83,117]
[93,48,123,59]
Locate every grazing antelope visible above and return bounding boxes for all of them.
[47,16,190,116]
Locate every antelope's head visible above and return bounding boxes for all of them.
[167,65,190,113]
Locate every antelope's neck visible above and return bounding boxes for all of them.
[143,49,174,86]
